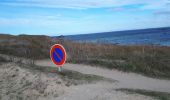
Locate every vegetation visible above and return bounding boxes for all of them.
[59,69,114,84]
[0,34,53,59]
[0,56,8,62]
[61,40,170,79]
[117,89,170,100]
[0,34,170,79]
[20,63,110,85]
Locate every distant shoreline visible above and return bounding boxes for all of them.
[64,27,170,46]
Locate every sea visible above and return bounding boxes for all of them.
[64,27,170,46]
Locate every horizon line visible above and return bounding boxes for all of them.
[0,26,170,37]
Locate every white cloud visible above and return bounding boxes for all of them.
[0,14,83,28]
[0,0,169,35]
[1,0,170,10]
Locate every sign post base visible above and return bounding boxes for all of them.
[58,67,62,72]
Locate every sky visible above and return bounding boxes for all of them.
[0,0,170,36]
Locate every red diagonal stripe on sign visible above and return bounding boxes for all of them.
[54,50,62,61]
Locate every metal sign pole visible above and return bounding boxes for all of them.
[58,66,62,72]
[50,44,66,73]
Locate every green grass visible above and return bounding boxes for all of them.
[117,89,170,100]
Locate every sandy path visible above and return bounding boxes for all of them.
[54,82,154,100]
[36,60,170,93]
[36,60,170,100]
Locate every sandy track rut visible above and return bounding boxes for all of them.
[36,60,170,93]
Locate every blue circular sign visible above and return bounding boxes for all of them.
[50,44,66,67]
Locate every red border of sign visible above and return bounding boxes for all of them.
[50,44,66,67]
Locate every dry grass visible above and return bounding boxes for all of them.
[0,34,170,79]
[0,34,53,59]
[61,40,170,79]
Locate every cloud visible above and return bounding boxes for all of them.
[0,0,170,10]
[0,15,66,27]
[154,11,170,16]
[0,13,93,28]
[0,0,170,35]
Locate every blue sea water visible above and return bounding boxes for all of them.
[64,27,170,46]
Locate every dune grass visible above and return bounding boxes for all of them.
[61,40,170,79]
[0,34,170,79]
[0,34,52,59]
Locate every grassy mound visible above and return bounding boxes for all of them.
[0,34,170,79]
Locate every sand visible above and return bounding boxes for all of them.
[0,58,159,100]
[37,60,170,93]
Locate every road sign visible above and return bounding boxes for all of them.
[50,44,66,67]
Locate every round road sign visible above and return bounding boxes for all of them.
[50,44,66,67]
